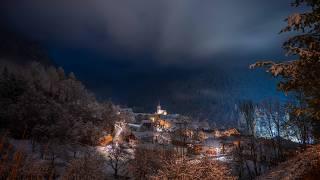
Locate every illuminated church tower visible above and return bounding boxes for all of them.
[156,102,167,115]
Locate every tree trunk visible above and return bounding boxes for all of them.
[114,162,118,179]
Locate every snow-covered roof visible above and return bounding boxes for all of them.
[128,123,141,129]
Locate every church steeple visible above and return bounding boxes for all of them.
[156,101,167,115]
[157,101,161,112]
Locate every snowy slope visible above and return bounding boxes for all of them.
[257,145,320,180]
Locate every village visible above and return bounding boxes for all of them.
[1,0,320,178]
[94,102,303,179]
[101,103,244,161]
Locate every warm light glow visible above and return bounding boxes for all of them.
[215,147,221,155]
[114,122,124,142]
[159,120,171,128]
[150,117,155,122]
[99,134,113,146]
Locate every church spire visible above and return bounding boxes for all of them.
[157,101,161,111]
[156,101,167,115]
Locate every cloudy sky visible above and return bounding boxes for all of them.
[1,0,299,124]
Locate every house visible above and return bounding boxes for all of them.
[214,128,241,138]
[223,128,240,137]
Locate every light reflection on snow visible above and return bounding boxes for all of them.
[215,156,228,162]
[114,122,124,142]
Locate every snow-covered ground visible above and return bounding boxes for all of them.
[8,138,134,178]
[258,144,320,180]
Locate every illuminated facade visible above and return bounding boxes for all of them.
[155,102,167,115]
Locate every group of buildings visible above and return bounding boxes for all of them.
[116,103,241,158]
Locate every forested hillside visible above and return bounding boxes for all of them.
[0,62,119,145]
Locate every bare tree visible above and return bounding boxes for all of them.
[239,101,255,136]
[239,100,260,178]
[260,100,285,161]
[129,147,172,179]
[107,144,130,179]
[62,152,107,180]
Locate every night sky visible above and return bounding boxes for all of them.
[1,0,298,125]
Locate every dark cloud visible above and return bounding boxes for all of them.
[1,0,297,125]
[3,0,294,63]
